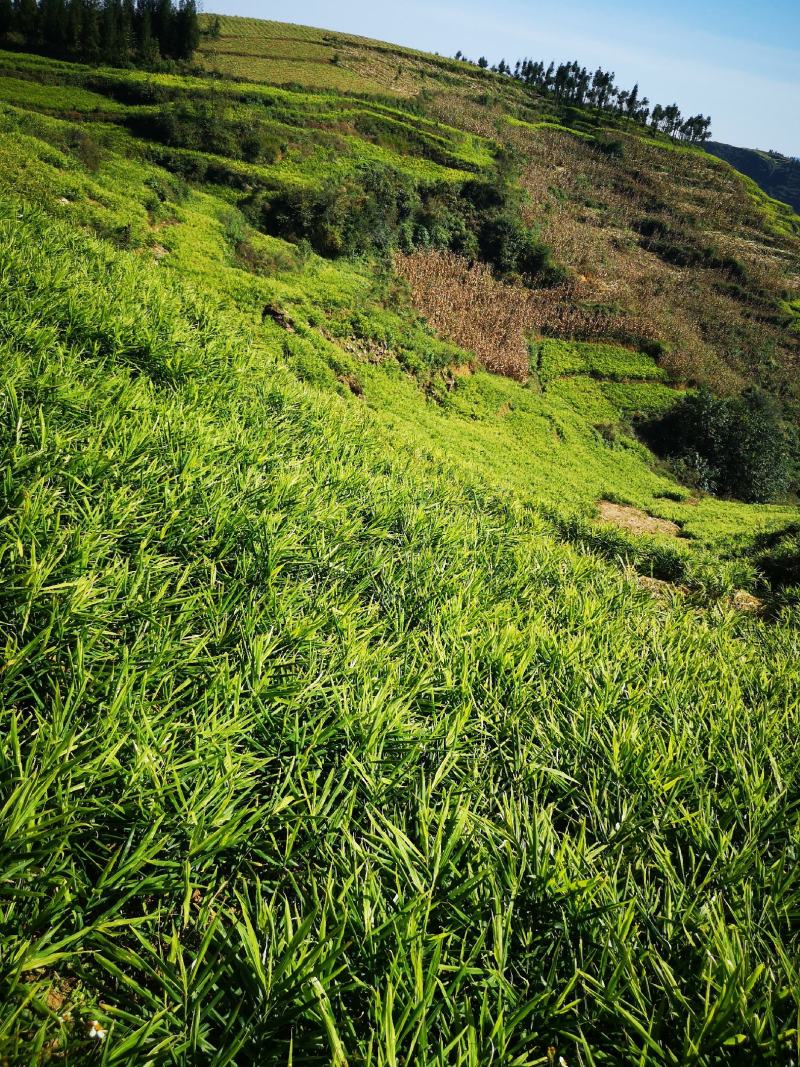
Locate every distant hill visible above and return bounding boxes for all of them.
[705,141,800,213]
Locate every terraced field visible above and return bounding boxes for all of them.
[196,15,504,97]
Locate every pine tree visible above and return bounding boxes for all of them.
[101,0,121,61]
[154,0,174,56]
[49,0,68,49]
[15,0,39,42]
[0,0,13,36]
[173,0,198,59]
[138,7,159,63]
[119,0,134,61]
[82,0,101,60]
[65,0,83,54]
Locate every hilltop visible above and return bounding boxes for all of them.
[0,13,799,1065]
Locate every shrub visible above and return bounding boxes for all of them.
[752,524,800,587]
[129,100,282,164]
[478,212,550,277]
[247,164,418,259]
[643,387,795,502]
[244,164,561,283]
[634,217,749,281]
[65,127,102,171]
[595,135,625,159]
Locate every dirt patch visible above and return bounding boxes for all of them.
[635,574,680,599]
[151,244,169,260]
[728,590,765,616]
[150,217,179,231]
[45,987,66,1013]
[337,373,364,397]
[597,499,681,537]
[261,303,295,332]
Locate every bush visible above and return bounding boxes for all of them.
[246,164,417,259]
[595,135,625,159]
[129,100,282,164]
[634,217,749,281]
[244,164,560,283]
[478,212,547,276]
[642,387,795,502]
[752,525,800,587]
[65,128,102,172]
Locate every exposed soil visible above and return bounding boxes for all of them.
[728,590,765,615]
[597,499,681,537]
[635,574,680,599]
[261,303,295,331]
[337,373,364,397]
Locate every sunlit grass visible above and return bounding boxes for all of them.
[2,197,800,1065]
[0,30,799,1066]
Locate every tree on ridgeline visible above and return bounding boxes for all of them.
[679,114,712,143]
[452,47,712,141]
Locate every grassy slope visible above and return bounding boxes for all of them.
[0,18,799,1066]
[1,46,795,563]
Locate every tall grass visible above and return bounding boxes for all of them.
[0,25,799,1065]
[393,249,664,374]
[2,198,800,1065]
[394,250,535,379]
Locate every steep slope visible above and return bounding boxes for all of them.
[1,17,800,1066]
[3,158,800,1067]
[192,17,800,407]
[705,140,800,215]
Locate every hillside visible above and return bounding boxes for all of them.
[705,140,800,215]
[1,13,800,1066]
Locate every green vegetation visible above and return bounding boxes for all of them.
[536,339,669,384]
[644,388,798,503]
[0,0,199,65]
[243,164,561,282]
[0,16,800,1066]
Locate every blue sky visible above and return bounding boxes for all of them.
[208,0,799,156]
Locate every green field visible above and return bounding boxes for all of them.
[1,15,800,1066]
